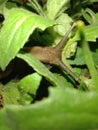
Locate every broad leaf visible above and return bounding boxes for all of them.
[0,8,54,70]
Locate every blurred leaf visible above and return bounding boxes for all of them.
[0,8,54,70]
[0,87,98,129]
[89,0,98,3]
[0,0,8,15]
[0,0,7,5]
[6,2,18,9]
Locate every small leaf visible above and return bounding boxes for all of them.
[0,8,54,70]
[18,72,42,95]
[2,82,20,105]
[47,0,68,19]
[18,73,42,105]
[67,47,85,65]
[54,13,73,36]
[85,23,98,41]
[82,8,97,24]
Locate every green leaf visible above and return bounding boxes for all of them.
[0,0,8,15]
[0,8,54,70]
[54,13,73,36]
[89,0,98,3]
[82,8,97,24]
[0,87,98,129]
[18,72,42,95]
[82,10,98,41]
[67,44,98,67]
[93,48,98,66]
[18,72,42,105]
[71,22,98,43]
[17,53,66,88]
[28,0,45,16]
[1,82,20,105]
[65,22,98,45]
[85,23,98,41]
[46,0,68,19]
[54,73,73,88]
[65,23,98,65]
[67,47,85,65]
[82,40,98,89]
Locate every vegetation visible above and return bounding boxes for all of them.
[0,0,98,129]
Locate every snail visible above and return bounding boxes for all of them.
[23,23,79,83]
[0,23,80,85]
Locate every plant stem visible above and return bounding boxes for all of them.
[82,40,98,89]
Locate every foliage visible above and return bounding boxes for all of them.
[0,0,98,129]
